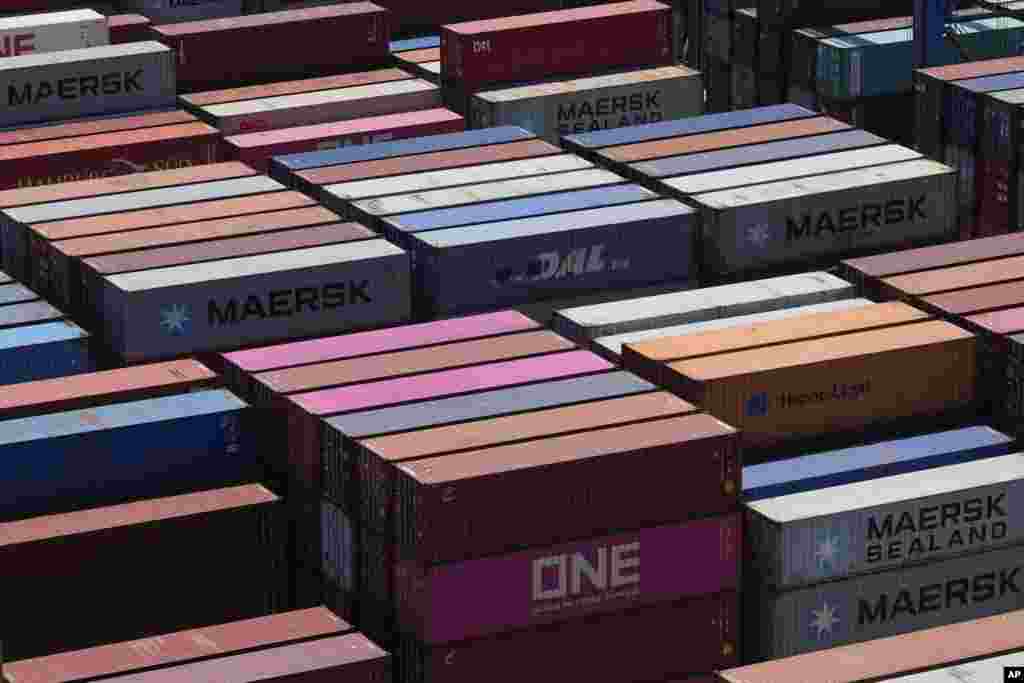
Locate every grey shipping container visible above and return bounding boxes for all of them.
[628,129,890,180]
[470,66,704,143]
[100,240,411,363]
[747,454,1024,591]
[660,145,922,197]
[0,42,176,128]
[408,199,698,316]
[749,541,1024,661]
[593,298,873,360]
[693,158,958,276]
[197,79,442,135]
[552,271,854,344]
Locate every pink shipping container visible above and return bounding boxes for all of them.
[394,513,740,643]
[224,109,465,173]
[398,591,738,683]
[441,0,673,92]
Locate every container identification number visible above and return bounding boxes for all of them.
[473,40,493,54]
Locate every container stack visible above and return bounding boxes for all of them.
[1,608,391,683]
[564,106,957,281]
[270,126,698,318]
[0,161,412,365]
[390,35,441,84]
[180,68,463,172]
[106,14,151,44]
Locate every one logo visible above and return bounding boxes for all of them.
[746,392,768,417]
[1005,665,1024,681]
[745,223,772,248]
[814,531,842,570]
[809,601,840,640]
[160,303,192,336]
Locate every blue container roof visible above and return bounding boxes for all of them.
[0,321,87,351]
[390,35,440,51]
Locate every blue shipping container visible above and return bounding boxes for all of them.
[946,71,1024,149]
[0,321,92,385]
[0,388,254,519]
[630,129,887,179]
[408,199,697,316]
[378,184,658,246]
[268,127,535,177]
[743,426,1014,501]
[0,283,39,307]
[390,36,440,51]
[560,103,815,153]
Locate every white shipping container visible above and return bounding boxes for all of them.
[470,66,704,143]
[879,651,1024,681]
[0,10,108,58]
[551,271,854,343]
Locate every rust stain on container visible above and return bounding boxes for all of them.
[600,117,851,163]
[181,69,413,107]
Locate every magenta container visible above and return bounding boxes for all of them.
[395,512,741,644]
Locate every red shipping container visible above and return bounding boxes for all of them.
[393,413,740,564]
[224,109,465,173]
[107,15,152,45]
[399,592,738,683]
[441,0,673,92]
[152,4,391,93]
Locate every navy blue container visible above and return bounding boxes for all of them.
[0,321,93,386]
[629,129,887,179]
[0,388,255,519]
[947,71,1024,150]
[378,184,658,247]
[408,199,697,316]
[560,103,816,156]
[268,127,535,180]
[743,426,1014,502]
[390,36,440,51]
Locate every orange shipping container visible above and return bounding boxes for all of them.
[662,320,976,447]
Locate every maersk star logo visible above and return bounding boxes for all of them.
[810,602,840,640]
[745,223,772,248]
[815,534,841,570]
[160,304,192,336]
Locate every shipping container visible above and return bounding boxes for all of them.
[0,320,92,385]
[663,320,976,449]
[881,254,1024,299]
[748,541,1024,661]
[441,1,673,92]
[269,125,534,179]
[560,102,816,158]
[0,299,63,328]
[470,66,703,143]
[2,608,352,683]
[598,116,852,165]
[151,4,390,92]
[0,484,284,660]
[394,514,739,644]
[390,36,440,52]
[107,14,151,45]
[553,271,853,345]
[355,390,696,532]
[121,0,244,24]
[392,412,738,563]
[718,608,1024,682]
[180,69,414,109]
[978,88,1024,236]
[100,240,411,363]
[0,9,107,58]
[195,79,442,136]
[0,42,175,128]
[224,109,465,173]
[628,129,889,180]
[879,651,1024,682]
[398,592,737,683]
[595,299,874,361]
[747,453,1024,591]
[0,359,217,419]
[919,281,1024,317]
[694,158,958,276]
[743,426,1014,502]
[622,301,930,386]
[407,199,697,316]
[0,388,256,519]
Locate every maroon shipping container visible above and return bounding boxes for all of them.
[440,1,673,92]
[397,592,738,683]
[919,281,1024,316]
[0,112,198,147]
[107,14,152,45]
[152,4,392,93]
[393,413,739,564]
[180,69,415,109]
[0,123,222,191]
[0,485,286,661]
[0,360,218,420]
[224,109,465,173]
[89,634,390,683]
[3,608,351,683]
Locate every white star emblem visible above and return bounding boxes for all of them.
[815,535,841,569]
[810,602,840,639]
[746,224,772,247]
[160,304,192,336]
